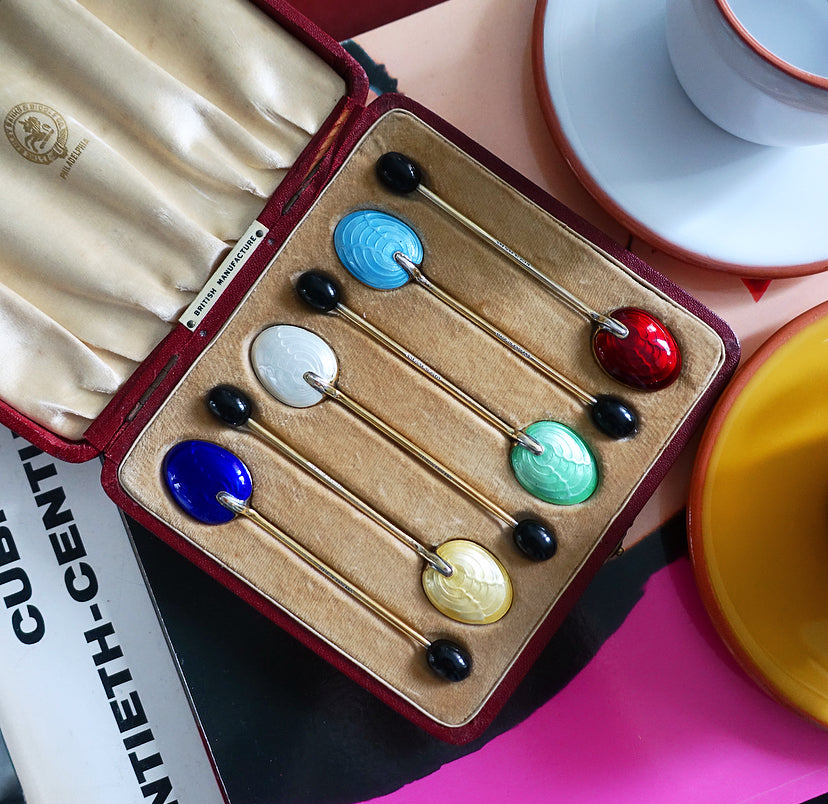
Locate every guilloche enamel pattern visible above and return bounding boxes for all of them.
[248,324,560,561]
[374,152,681,391]
[333,209,638,440]
[0,0,744,747]
[205,384,514,625]
[163,439,473,681]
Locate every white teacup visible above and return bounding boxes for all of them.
[665,0,828,147]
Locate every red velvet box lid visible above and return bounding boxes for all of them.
[0,0,369,463]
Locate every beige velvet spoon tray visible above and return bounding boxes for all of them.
[111,108,737,740]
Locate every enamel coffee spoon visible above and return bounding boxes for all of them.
[294,272,600,506]
[333,209,638,439]
[206,384,513,625]
[250,323,571,559]
[251,324,598,508]
[375,152,681,391]
[163,439,472,681]
[295,270,544,455]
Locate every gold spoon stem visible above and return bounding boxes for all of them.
[334,303,543,455]
[244,417,453,577]
[218,492,432,649]
[303,372,519,529]
[414,183,628,338]
[394,253,596,407]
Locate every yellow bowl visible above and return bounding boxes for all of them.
[688,301,828,727]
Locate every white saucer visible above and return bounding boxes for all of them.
[533,0,828,277]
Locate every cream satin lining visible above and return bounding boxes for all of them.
[0,0,345,439]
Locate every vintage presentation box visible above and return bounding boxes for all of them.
[1,0,739,742]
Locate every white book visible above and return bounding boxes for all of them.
[0,426,226,804]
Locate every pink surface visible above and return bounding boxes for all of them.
[370,558,828,802]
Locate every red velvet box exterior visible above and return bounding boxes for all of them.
[0,0,740,743]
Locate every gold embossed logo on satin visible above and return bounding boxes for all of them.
[4,102,69,165]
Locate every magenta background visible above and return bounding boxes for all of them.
[370,558,828,802]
